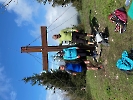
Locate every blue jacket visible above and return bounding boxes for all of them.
[65,63,83,74]
[63,47,77,60]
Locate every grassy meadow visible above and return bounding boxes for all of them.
[80,0,133,100]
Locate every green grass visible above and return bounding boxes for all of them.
[80,0,133,100]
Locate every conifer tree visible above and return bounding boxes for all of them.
[22,69,86,97]
[36,0,82,9]
[22,70,76,92]
[36,0,70,7]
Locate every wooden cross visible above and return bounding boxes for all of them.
[21,26,95,70]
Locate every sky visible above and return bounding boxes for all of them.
[0,0,78,100]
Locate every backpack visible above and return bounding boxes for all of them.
[63,47,78,60]
[116,51,133,74]
[108,7,127,33]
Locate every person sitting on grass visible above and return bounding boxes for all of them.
[59,60,103,75]
[57,47,98,61]
[52,27,95,46]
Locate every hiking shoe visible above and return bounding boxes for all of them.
[98,65,104,69]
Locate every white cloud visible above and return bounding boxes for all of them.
[0,0,78,45]
[0,0,40,26]
[45,4,78,29]
[46,89,70,100]
[0,66,17,100]
[10,91,17,100]
[44,4,78,45]
[29,3,78,46]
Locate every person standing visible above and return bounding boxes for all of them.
[52,28,94,46]
[59,60,103,75]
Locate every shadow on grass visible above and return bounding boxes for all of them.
[89,10,99,33]
[89,10,110,44]
[120,69,133,75]
[104,27,109,37]
[86,83,93,100]
[102,27,110,43]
